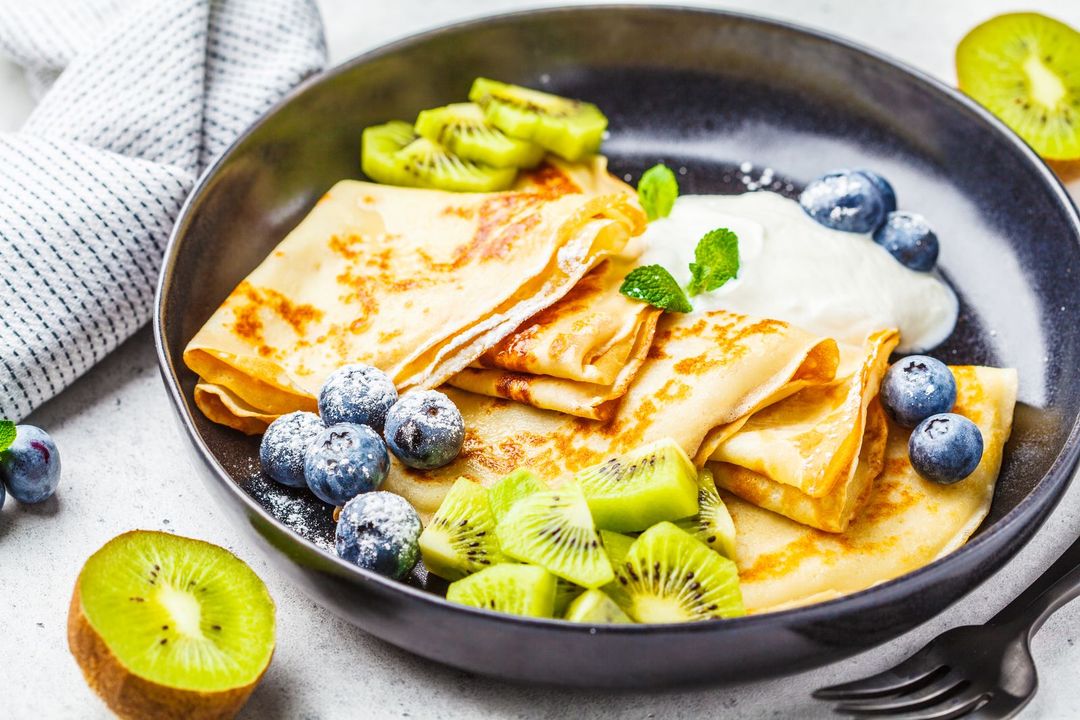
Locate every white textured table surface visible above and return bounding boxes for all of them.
[3,1,1080,718]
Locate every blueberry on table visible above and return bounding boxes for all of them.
[873,211,939,272]
[335,491,422,579]
[383,390,465,470]
[909,413,984,484]
[856,169,897,213]
[318,364,398,432]
[880,355,957,428]
[304,423,390,505]
[0,425,61,504]
[259,411,324,488]
[799,170,889,233]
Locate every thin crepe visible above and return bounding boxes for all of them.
[184,163,645,433]
[729,366,1018,614]
[709,329,900,532]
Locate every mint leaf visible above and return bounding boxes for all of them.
[620,264,693,313]
[0,421,15,453]
[637,163,679,221]
[688,228,739,296]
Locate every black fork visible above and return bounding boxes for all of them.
[814,533,1080,719]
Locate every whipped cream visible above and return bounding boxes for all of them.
[635,192,958,352]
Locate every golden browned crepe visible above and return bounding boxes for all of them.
[185,162,645,434]
[731,365,1018,613]
[708,329,900,532]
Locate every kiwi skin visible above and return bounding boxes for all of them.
[67,531,272,720]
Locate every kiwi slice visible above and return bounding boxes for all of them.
[419,477,504,581]
[68,531,275,720]
[564,589,633,624]
[495,483,614,589]
[415,102,545,169]
[599,529,636,567]
[957,13,1080,160]
[488,468,546,522]
[361,120,517,192]
[554,578,585,617]
[674,468,738,560]
[575,438,699,532]
[446,563,557,618]
[616,522,745,623]
[469,78,608,161]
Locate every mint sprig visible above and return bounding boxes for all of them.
[619,264,693,313]
[637,163,679,221]
[0,420,15,453]
[688,228,739,296]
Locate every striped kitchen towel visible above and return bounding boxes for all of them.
[0,0,325,419]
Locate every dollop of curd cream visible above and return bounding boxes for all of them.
[635,192,958,353]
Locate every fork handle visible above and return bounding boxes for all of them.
[988,532,1080,637]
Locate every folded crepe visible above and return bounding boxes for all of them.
[185,161,645,434]
[730,365,1018,614]
[708,329,900,532]
[382,311,841,516]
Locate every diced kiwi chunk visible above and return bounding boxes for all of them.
[599,530,636,567]
[469,78,608,161]
[415,102,545,169]
[68,531,275,719]
[446,563,557,618]
[361,120,516,192]
[575,438,699,532]
[564,588,633,624]
[419,477,504,580]
[488,468,547,522]
[554,578,584,617]
[495,483,614,588]
[674,468,738,560]
[616,522,744,623]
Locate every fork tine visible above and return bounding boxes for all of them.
[832,674,963,714]
[836,687,992,719]
[813,645,944,700]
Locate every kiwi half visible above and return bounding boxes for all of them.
[446,563,557,618]
[361,120,516,192]
[564,589,633,624]
[495,484,614,589]
[415,102,545,169]
[469,78,608,161]
[957,13,1080,160]
[488,468,546,522]
[674,468,738,560]
[419,477,504,581]
[575,438,699,532]
[615,522,744,623]
[68,531,275,720]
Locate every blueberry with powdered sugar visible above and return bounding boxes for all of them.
[383,390,465,470]
[304,423,390,505]
[318,364,398,432]
[335,491,422,578]
[259,411,324,488]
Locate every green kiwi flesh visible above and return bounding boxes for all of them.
[957,13,1080,160]
[674,468,738,560]
[361,120,516,191]
[469,78,608,161]
[488,468,547,522]
[564,589,632,624]
[615,522,745,623]
[575,438,699,532]
[419,477,504,580]
[554,578,584,617]
[495,484,614,588]
[446,563,557,618]
[415,102,545,169]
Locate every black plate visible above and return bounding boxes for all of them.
[154,6,1080,687]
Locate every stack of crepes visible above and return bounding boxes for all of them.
[184,159,1018,614]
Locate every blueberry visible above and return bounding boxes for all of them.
[318,364,398,432]
[384,390,465,470]
[881,355,957,428]
[259,411,324,488]
[0,425,61,504]
[335,491,422,579]
[856,169,897,213]
[799,170,889,233]
[304,423,390,505]
[873,211,939,272]
[909,413,984,484]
